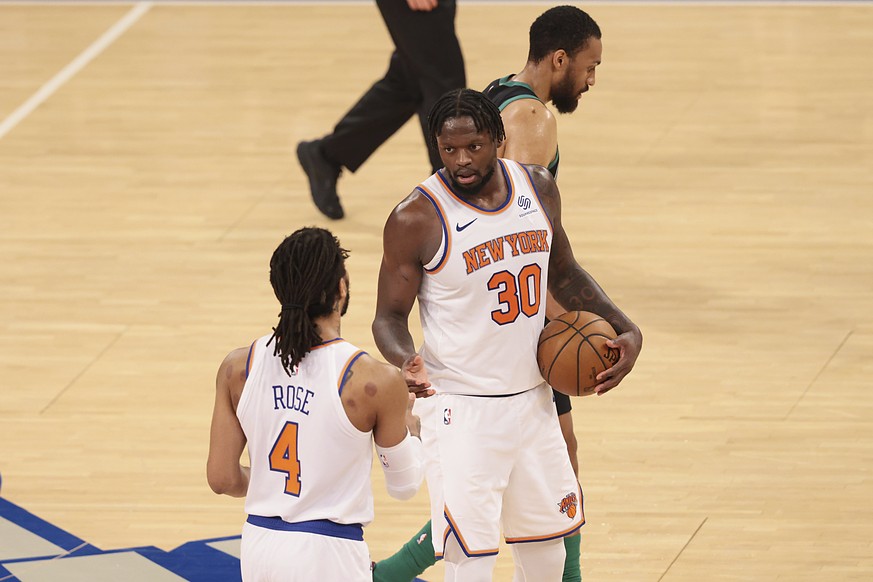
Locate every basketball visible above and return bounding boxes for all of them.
[537,311,620,397]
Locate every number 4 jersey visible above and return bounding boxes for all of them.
[417,159,552,396]
[237,336,375,526]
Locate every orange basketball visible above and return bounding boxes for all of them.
[537,311,619,397]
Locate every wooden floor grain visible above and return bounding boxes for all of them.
[1,2,871,580]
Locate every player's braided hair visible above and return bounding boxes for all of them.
[528,5,601,63]
[427,88,506,152]
[268,227,349,375]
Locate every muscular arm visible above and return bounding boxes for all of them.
[531,165,643,393]
[207,347,250,497]
[341,355,424,500]
[369,366,424,500]
[372,192,441,395]
[341,354,420,446]
[500,99,558,169]
[499,100,565,318]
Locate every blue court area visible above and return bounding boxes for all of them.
[0,495,241,581]
[0,494,427,582]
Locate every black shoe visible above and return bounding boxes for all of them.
[297,139,344,220]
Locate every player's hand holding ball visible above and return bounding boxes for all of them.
[537,311,619,397]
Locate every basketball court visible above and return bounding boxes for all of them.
[1,1,872,580]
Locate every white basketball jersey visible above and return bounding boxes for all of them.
[238,336,375,526]
[417,159,552,396]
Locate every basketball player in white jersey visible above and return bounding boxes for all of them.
[207,227,425,582]
[372,89,642,580]
[375,11,605,581]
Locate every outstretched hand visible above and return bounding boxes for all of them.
[593,329,642,395]
[402,354,435,398]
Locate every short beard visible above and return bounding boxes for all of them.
[449,166,496,196]
[551,75,583,114]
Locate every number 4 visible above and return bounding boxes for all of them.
[269,421,301,496]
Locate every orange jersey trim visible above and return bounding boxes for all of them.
[417,185,452,275]
[503,519,584,544]
[516,160,553,234]
[309,337,345,351]
[245,339,257,379]
[444,505,500,557]
[435,159,515,216]
[433,522,452,559]
[504,483,585,544]
[337,350,366,394]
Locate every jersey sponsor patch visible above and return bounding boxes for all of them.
[517,194,532,212]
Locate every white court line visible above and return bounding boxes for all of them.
[0,2,152,141]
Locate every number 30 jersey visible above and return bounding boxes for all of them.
[237,336,375,526]
[417,159,553,396]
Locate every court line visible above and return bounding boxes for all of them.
[0,2,152,141]
[657,517,708,582]
[40,328,128,414]
[784,328,854,420]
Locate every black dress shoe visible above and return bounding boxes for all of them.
[296,139,344,220]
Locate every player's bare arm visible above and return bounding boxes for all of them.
[530,164,643,394]
[206,347,251,497]
[500,100,565,318]
[341,354,418,445]
[500,99,558,168]
[339,352,424,500]
[372,191,441,397]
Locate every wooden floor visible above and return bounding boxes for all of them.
[1,1,872,580]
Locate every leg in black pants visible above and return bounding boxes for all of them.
[375,0,465,173]
[298,0,466,218]
[321,50,422,173]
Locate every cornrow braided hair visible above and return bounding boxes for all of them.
[267,227,349,375]
[427,88,506,152]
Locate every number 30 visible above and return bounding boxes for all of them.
[487,264,542,325]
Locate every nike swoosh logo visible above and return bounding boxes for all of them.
[456,218,477,232]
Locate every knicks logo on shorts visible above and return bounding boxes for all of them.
[558,492,578,519]
[443,408,452,425]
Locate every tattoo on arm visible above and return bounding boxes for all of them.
[552,268,633,335]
